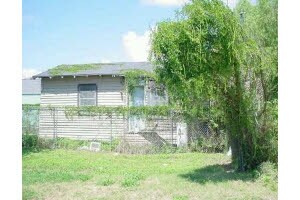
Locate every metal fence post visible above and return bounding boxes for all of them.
[171,112,173,146]
[52,107,57,149]
[110,114,112,152]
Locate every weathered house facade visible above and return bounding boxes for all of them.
[33,62,187,146]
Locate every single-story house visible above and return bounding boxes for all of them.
[22,79,41,104]
[33,62,188,146]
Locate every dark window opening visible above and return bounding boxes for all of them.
[78,84,97,106]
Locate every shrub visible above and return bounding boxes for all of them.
[22,134,38,149]
[22,135,122,152]
[101,139,120,151]
[189,133,227,153]
[22,134,55,150]
[121,173,145,187]
[37,138,55,149]
[56,138,89,150]
[253,161,278,191]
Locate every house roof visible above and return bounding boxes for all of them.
[33,62,154,78]
[22,79,41,94]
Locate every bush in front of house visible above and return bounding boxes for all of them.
[189,133,227,153]
[22,134,39,149]
[22,134,122,152]
[55,138,89,150]
[22,134,55,150]
[21,135,60,151]
[22,134,225,154]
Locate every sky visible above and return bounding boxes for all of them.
[22,0,240,78]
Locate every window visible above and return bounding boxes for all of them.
[78,84,97,106]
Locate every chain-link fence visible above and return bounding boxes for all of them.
[22,106,227,153]
[22,106,40,135]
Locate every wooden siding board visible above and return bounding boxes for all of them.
[39,76,177,143]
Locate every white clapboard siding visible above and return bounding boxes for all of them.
[40,76,126,140]
[39,75,177,144]
[39,108,126,141]
[41,76,125,106]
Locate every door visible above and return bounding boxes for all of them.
[129,86,145,132]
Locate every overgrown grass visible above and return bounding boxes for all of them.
[23,150,277,199]
[96,175,116,186]
[121,172,145,187]
[254,161,278,191]
[22,135,119,153]
[23,188,39,200]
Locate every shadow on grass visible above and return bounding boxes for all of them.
[179,163,254,184]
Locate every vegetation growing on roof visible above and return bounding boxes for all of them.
[48,64,100,76]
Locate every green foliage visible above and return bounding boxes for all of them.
[22,134,39,149]
[189,133,227,153]
[121,172,145,187]
[22,135,122,152]
[23,170,91,185]
[150,0,277,170]
[99,139,120,151]
[96,176,116,186]
[22,134,55,151]
[23,188,40,200]
[22,104,40,111]
[48,63,100,76]
[23,150,277,198]
[56,138,89,150]
[22,104,40,135]
[63,105,177,119]
[121,69,157,94]
[253,161,278,191]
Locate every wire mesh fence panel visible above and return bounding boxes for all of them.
[22,106,227,153]
[22,107,40,135]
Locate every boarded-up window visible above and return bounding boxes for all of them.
[78,84,97,106]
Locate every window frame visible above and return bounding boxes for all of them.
[77,84,98,107]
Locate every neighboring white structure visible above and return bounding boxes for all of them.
[22,79,41,104]
[33,62,185,145]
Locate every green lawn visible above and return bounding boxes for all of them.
[23,150,277,200]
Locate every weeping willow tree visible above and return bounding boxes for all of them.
[234,0,278,166]
[150,0,277,171]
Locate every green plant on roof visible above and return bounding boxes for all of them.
[48,64,100,76]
